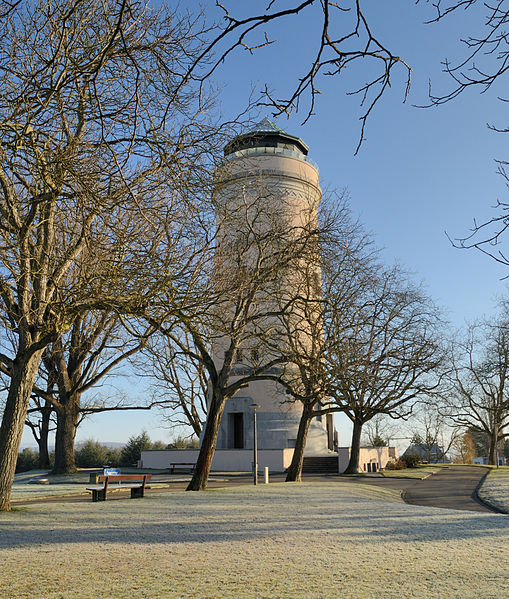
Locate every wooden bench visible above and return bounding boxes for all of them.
[169,463,195,474]
[86,474,152,502]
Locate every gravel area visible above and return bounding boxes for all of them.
[1,481,508,598]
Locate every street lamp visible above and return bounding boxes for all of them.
[249,403,260,485]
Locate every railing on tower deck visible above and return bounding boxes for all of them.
[223,145,319,172]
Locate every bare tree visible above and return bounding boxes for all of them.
[258,194,378,482]
[420,1,509,262]
[142,174,327,491]
[194,201,324,489]
[0,1,20,18]
[424,0,509,105]
[181,1,411,153]
[328,266,444,474]
[25,397,55,470]
[140,327,208,438]
[447,318,509,464]
[0,0,223,510]
[362,414,398,447]
[0,0,415,510]
[31,314,159,474]
[406,401,458,462]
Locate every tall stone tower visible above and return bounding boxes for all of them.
[212,118,333,456]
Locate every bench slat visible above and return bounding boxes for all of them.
[97,474,152,482]
[86,484,151,491]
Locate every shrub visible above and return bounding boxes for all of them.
[401,453,421,468]
[151,440,167,450]
[120,431,153,467]
[75,441,123,468]
[106,448,121,467]
[75,440,110,468]
[385,458,405,470]
[167,435,199,449]
[16,448,39,473]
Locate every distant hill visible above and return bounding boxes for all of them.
[75,440,126,449]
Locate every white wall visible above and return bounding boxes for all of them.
[140,448,295,472]
[338,446,398,473]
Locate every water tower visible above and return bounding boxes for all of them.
[212,118,334,456]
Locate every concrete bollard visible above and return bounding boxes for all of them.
[264,466,269,484]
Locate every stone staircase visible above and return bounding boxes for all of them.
[302,455,339,474]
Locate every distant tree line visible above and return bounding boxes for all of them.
[15,431,198,472]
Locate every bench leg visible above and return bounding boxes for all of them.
[92,489,106,502]
[131,487,144,499]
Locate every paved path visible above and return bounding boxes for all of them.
[330,466,496,512]
[400,465,495,512]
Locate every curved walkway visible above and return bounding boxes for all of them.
[315,465,499,513]
[401,465,495,512]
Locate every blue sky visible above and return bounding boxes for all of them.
[22,1,509,449]
[210,0,509,325]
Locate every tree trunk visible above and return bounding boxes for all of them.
[285,404,313,482]
[488,433,496,466]
[37,403,52,470]
[343,418,363,474]
[52,395,80,474]
[0,352,43,511]
[186,391,225,491]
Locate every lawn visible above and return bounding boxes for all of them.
[10,470,92,500]
[1,481,508,598]
[477,466,509,513]
[11,470,170,501]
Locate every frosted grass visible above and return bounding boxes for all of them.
[477,466,509,513]
[10,471,90,500]
[11,470,172,501]
[1,481,508,598]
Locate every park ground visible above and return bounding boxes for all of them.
[1,468,509,598]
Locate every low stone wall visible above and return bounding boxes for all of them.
[337,446,398,473]
[140,448,295,472]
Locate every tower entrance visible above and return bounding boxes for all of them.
[228,412,244,449]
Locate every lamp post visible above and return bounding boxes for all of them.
[495,422,499,469]
[249,403,260,485]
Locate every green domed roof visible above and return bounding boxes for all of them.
[246,117,286,135]
[224,118,309,157]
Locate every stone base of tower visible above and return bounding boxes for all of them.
[214,396,334,456]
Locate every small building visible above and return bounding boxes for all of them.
[403,443,448,463]
[473,456,505,466]
[338,446,398,474]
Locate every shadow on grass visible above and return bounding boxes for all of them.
[1,483,508,550]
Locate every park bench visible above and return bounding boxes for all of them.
[86,474,152,502]
[169,463,195,474]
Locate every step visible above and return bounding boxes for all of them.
[302,456,339,474]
